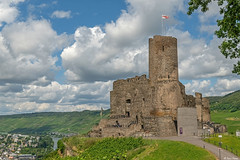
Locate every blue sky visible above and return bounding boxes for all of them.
[17,0,127,34]
[0,0,239,115]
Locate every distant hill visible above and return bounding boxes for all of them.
[207,90,240,112]
[0,110,109,135]
[1,90,239,135]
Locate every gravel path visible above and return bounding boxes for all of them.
[147,136,239,160]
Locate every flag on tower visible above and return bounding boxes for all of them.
[162,15,169,19]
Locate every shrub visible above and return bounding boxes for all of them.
[57,140,65,154]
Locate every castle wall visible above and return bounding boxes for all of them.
[150,81,190,120]
[195,92,203,122]
[202,98,210,122]
[142,116,177,137]
[195,93,211,123]
[110,75,151,119]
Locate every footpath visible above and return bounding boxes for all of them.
[148,136,239,160]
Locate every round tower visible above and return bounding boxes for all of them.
[149,36,178,82]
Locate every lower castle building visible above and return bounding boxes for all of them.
[89,35,218,137]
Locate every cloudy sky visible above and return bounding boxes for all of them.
[0,0,239,115]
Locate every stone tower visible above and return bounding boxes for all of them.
[149,36,188,121]
[149,36,178,82]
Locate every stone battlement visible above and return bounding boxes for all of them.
[113,74,149,90]
[113,74,148,84]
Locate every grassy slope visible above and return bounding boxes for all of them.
[210,110,240,134]
[207,96,222,105]
[207,90,240,111]
[137,140,215,160]
[207,90,240,133]
[0,110,109,134]
[47,136,216,160]
[204,134,240,156]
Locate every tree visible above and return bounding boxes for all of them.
[188,0,240,74]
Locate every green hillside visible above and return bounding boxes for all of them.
[207,90,240,133]
[46,136,216,160]
[207,90,240,112]
[210,110,240,134]
[0,110,109,135]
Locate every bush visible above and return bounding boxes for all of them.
[57,140,65,154]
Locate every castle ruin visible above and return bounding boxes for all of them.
[89,35,212,137]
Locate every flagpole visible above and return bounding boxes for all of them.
[161,15,169,35]
[162,15,164,35]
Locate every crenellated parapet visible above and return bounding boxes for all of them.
[113,75,149,90]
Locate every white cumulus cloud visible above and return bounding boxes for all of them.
[61,0,185,82]
[0,81,112,115]
[0,19,72,85]
[51,10,71,19]
[0,0,25,26]
[167,29,237,79]
[210,78,240,96]
[185,80,211,96]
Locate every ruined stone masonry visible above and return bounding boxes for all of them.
[89,35,216,137]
